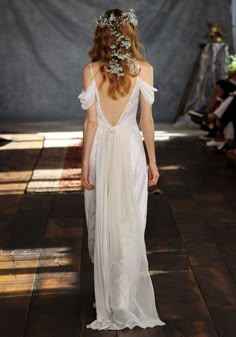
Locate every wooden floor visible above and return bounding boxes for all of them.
[0,133,236,337]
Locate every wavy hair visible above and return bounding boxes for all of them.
[89,8,145,99]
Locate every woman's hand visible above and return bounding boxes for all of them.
[148,162,160,187]
[81,163,95,190]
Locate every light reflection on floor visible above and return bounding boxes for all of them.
[0,123,204,194]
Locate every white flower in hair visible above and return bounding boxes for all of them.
[95,9,139,77]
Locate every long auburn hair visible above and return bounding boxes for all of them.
[89,8,145,99]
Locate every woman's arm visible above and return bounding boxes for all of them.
[139,63,159,186]
[81,65,98,190]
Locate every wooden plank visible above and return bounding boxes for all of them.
[0,215,15,252]
[0,195,22,215]
[223,191,236,209]
[192,191,233,216]
[210,225,236,278]
[118,325,164,337]
[160,184,192,200]
[0,196,22,239]
[168,199,199,217]
[174,214,212,240]
[0,139,43,194]
[0,252,39,337]
[205,211,236,227]
[182,238,223,268]
[0,296,34,337]
[161,319,218,337]
[159,171,185,187]
[148,251,189,273]
[152,270,210,321]
[209,307,236,337]
[183,168,224,193]
[193,265,236,308]
[180,221,236,308]
[3,194,52,253]
[146,195,184,253]
[184,237,236,308]
[212,230,236,283]
[0,193,52,337]
[51,193,85,218]
[0,134,85,336]
[24,217,83,337]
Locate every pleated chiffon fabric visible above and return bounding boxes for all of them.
[78,65,165,330]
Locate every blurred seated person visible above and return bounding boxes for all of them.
[205,73,236,114]
[188,72,236,120]
[203,95,236,152]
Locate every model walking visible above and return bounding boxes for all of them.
[78,8,165,330]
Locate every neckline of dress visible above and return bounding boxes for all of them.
[94,76,140,128]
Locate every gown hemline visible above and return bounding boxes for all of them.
[86,318,166,330]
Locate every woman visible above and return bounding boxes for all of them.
[78,8,165,330]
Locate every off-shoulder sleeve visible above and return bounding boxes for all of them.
[138,77,158,105]
[78,80,96,110]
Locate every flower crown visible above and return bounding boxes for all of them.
[95,9,139,77]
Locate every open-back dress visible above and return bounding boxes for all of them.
[78,63,165,330]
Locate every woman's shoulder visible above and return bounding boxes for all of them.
[81,63,97,88]
[82,61,100,69]
[82,63,92,76]
[138,61,154,84]
[139,60,153,70]
[82,61,102,79]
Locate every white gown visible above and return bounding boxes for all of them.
[78,64,166,330]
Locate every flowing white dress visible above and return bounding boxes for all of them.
[78,64,166,330]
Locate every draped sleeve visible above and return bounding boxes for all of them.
[138,77,158,105]
[78,80,96,110]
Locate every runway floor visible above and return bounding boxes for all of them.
[0,124,236,337]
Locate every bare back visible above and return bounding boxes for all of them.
[90,62,140,126]
[80,60,155,128]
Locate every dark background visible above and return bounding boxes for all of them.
[0,0,233,123]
